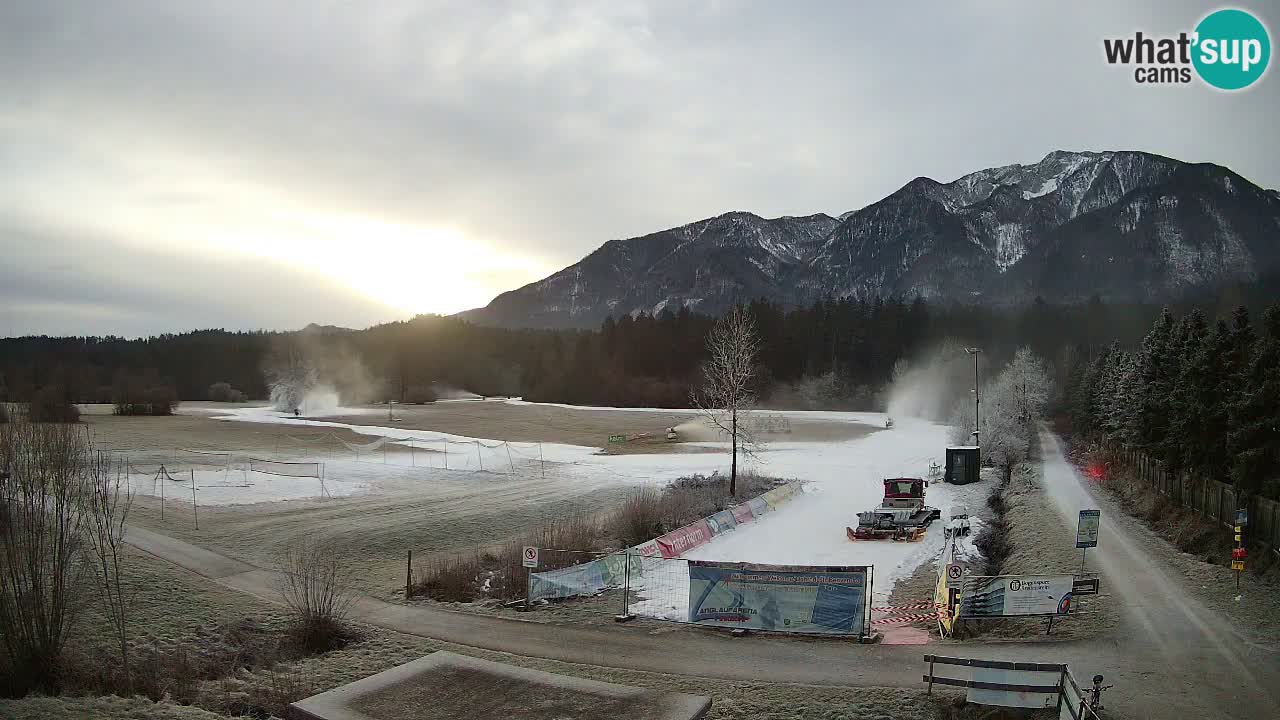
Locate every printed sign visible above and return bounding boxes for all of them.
[946,563,963,588]
[1235,508,1248,526]
[522,546,539,568]
[688,561,868,635]
[960,575,1075,618]
[1232,560,1245,571]
[1076,510,1101,548]
[608,434,625,444]
[1071,577,1100,596]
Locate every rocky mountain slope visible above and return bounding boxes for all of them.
[462,151,1280,328]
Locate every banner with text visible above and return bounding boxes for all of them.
[528,481,805,601]
[959,575,1075,618]
[687,561,869,635]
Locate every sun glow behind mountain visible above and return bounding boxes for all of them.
[202,212,551,316]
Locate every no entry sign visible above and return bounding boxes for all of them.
[522,546,539,568]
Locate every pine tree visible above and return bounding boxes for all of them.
[1229,305,1280,497]
[1133,308,1177,460]
[1167,310,1211,472]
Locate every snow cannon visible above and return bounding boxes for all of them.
[846,478,940,541]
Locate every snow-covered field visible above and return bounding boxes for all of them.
[626,416,990,619]
[122,402,987,610]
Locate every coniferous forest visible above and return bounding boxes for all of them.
[2,286,1278,499]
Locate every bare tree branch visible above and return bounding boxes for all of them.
[692,305,762,496]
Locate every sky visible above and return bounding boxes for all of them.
[3,1,1278,337]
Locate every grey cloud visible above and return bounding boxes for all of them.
[2,1,1279,336]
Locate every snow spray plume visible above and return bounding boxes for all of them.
[262,335,378,415]
[885,338,975,421]
[431,383,481,400]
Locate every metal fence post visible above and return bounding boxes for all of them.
[616,550,635,622]
[406,550,413,599]
[525,554,535,611]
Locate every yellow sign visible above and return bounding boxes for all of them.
[1234,525,1242,533]
[1235,533,1242,541]
[1232,560,1245,571]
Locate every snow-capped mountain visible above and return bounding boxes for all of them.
[461,151,1280,328]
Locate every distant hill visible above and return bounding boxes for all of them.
[460,150,1280,328]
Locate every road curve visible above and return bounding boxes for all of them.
[123,432,1280,719]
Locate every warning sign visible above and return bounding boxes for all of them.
[522,546,539,568]
[946,563,963,588]
[1232,560,1245,571]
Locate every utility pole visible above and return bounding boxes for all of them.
[965,347,983,447]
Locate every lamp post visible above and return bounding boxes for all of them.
[964,347,982,447]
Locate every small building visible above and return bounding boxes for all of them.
[945,446,981,485]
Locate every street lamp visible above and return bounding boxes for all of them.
[964,347,982,447]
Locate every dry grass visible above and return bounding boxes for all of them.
[413,508,604,602]
[0,696,233,720]
[414,474,783,603]
[613,471,778,546]
[961,460,1115,641]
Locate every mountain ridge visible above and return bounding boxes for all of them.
[461,150,1280,328]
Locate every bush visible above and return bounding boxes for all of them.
[279,538,357,653]
[403,384,437,404]
[28,385,79,423]
[0,419,96,695]
[208,382,248,403]
[615,486,664,546]
[113,378,179,416]
[413,510,604,602]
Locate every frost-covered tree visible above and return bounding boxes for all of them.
[1167,309,1211,471]
[1006,346,1052,430]
[946,347,1051,479]
[1132,308,1179,459]
[1229,307,1280,497]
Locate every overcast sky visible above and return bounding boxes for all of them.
[3,1,1278,337]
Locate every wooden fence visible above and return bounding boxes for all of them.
[1122,449,1280,557]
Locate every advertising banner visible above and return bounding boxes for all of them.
[529,552,629,601]
[706,509,737,534]
[687,561,868,635]
[655,519,713,558]
[959,575,1075,618]
[730,503,754,525]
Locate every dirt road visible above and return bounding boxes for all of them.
[1037,431,1280,718]
[123,432,1280,719]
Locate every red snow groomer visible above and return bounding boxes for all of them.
[846,478,941,541]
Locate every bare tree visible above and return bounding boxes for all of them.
[83,450,134,687]
[0,420,92,694]
[693,305,761,496]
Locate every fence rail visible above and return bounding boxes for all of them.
[1121,449,1280,557]
[923,655,1103,719]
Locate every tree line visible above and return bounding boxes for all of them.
[0,288,1271,412]
[1066,303,1280,500]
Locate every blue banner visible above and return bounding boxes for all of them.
[687,561,868,635]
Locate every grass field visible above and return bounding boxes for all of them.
[6,535,963,720]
